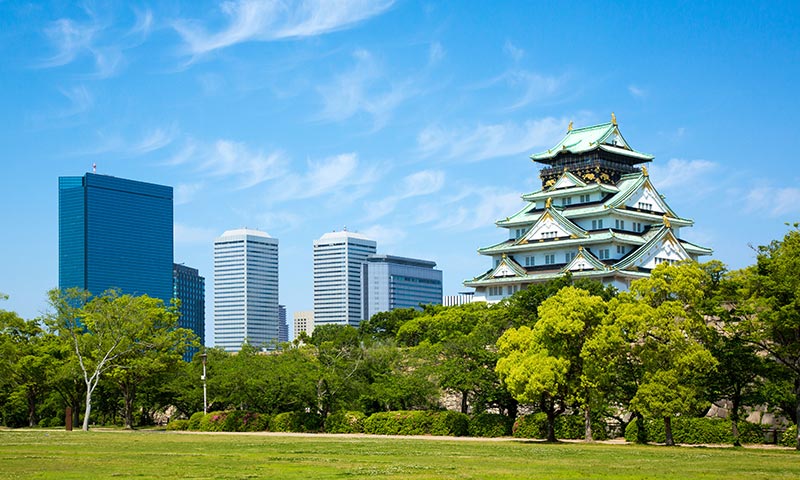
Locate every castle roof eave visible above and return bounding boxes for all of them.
[530,121,654,164]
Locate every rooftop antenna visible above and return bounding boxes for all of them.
[92,163,97,173]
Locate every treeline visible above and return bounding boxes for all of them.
[2,226,800,449]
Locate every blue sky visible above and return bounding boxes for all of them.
[1,1,799,344]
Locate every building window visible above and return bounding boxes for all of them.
[632,222,642,232]
[542,231,557,239]
[615,219,625,230]
[638,202,653,211]
[580,194,591,203]
[598,249,610,260]
[591,219,604,230]
[544,254,556,265]
[617,245,626,254]
[654,257,674,265]
[561,197,572,206]
[565,251,576,263]
[525,256,535,266]
[515,228,526,238]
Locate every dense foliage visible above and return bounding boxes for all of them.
[3,226,800,447]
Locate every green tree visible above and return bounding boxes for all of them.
[741,224,800,449]
[46,288,187,431]
[595,262,717,446]
[496,287,606,441]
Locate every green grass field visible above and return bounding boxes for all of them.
[0,430,797,479]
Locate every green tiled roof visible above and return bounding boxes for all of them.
[530,121,654,163]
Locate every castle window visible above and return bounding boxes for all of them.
[565,251,576,263]
[598,249,610,260]
[615,219,625,230]
[525,256,535,266]
[542,231,557,239]
[617,245,626,254]
[545,254,556,265]
[638,202,653,211]
[580,194,591,203]
[591,219,604,229]
[561,197,572,206]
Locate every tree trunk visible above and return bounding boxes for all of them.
[27,388,37,427]
[123,389,134,429]
[83,386,92,431]
[664,416,675,446]
[730,394,741,447]
[461,391,469,414]
[635,412,647,444]
[584,406,593,442]
[794,377,800,451]
[541,396,556,442]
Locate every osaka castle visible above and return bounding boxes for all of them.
[465,115,711,302]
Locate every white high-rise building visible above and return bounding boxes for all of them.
[313,230,376,327]
[293,310,314,340]
[214,228,279,352]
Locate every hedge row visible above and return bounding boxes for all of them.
[512,413,609,440]
[624,417,765,444]
[170,410,515,437]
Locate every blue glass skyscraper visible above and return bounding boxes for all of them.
[173,263,205,360]
[58,173,174,304]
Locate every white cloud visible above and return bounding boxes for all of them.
[128,8,154,38]
[315,49,414,129]
[429,187,523,232]
[57,85,94,117]
[174,223,218,244]
[132,126,178,154]
[746,187,800,217]
[174,182,204,205]
[173,0,395,56]
[503,40,524,62]
[273,153,380,202]
[429,42,445,65]
[417,117,568,163]
[201,140,287,189]
[363,169,445,221]
[40,18,100,68]
[628,85,646,98]
[649,158,718,191]
[360,224,407,247]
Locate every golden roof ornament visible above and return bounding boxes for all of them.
[546,197,552,209]
[642,166,649,177]
[663,214,671,229]
[568,121,573,131]
[611,112,617,125]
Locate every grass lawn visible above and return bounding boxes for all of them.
[0,430,798,479]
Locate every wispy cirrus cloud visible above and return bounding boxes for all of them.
[173,0,395,56]
[315,49,415,129]
[428,42,445,65]
[174,182,204,205]
[39,8,154,78]
[132,125,179,155]
[200,140,288,189]
[360,224,407,247]
[174,223,219,245]
[364,169,445,221]
[649,158,718,191]
[628,84,647,98]
[503,40,525,62]
[417,116,569,163]
[271,153,381,203]
[745,186,800,217]
[415,186,523,232]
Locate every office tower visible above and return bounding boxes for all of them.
[362,255,442,321]
[313,230,376,327]
[465,116,711,302]
[173,263,205,360]
[278,304,288,343]
[58,173,173,303]
[293,310,314,340]
[213,228,279,352]
[443,292,475,307]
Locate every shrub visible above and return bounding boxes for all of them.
[241,412,270,432]
[187,412,205,431]
[429,411,469,437]
[324,411,366,433]
[363,411,433,435]
[780,425,797,447]
[271,412,323,433]
[512,413,548,439]
[166,419,189,431]
[199,411,227,432]
[469,413,513,438]
[513,413,608,440]
[624,417,764,445]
